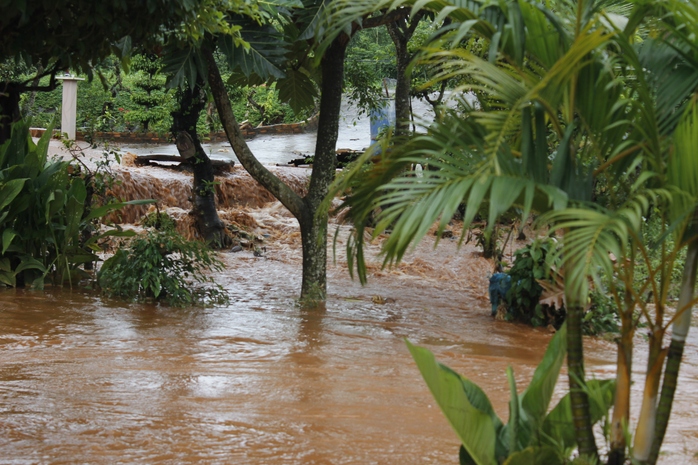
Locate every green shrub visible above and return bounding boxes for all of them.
[0,120,142,288]
[504,238,619,334]
[141,210,177,231]
[504,238,559,326]
[98,228,229,307]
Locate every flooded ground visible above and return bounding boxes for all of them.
[9,102,698,464]
[1,226,697,464]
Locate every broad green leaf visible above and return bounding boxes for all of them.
[506,366,520,455]
[64,178,87,245]
[407,340,499,465]
[15,257,46,274]
[277,68,318,114]
[502,446,563,465]
[221,27,286,80]
[521,323,567,437]
[2,229,17,255]
[541,379,615,449]
[0,178,27,211]
[0,270,15,287]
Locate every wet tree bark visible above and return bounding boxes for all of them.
[203,37,346,305]
[386,11,424,137]
[171,79,229,247]
[299,39,346,305]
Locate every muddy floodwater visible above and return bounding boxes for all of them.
[1,235,698,464]
[9,115,698,464]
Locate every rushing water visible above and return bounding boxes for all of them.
[118,95,448,165]
[1,234,697,464]
[11,105,698,463]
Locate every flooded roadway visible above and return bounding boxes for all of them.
[1,234,697,464]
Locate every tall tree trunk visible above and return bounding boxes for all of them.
[299,39,346,305]
[632,328,668,463]
[609,254,638,465]
[204,37,346,305]
[171,80,229,247]
[386,12,424,138]
[566,295,599,461]
[646,239,698,464]
[608,296,634,465]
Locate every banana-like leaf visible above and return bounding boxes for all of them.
[162,45,207,91]
[2,229,16,255]
[277,68,318,114]
[506,367,521,454]
[0,178,27,211]
[220,27,286,80]
[64,178,87,247]
[407,340,500,465]
[520,323,567,440]
[541,379,616,449]
[668,99,698,239]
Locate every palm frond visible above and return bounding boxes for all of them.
[540,188,668,301]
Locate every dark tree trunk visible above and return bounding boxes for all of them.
[203,38,347,306]
[0,82,22,144]
[567,302,599,461]
[171,80,229,247]
[386,11,424,137]
[299,39,346,305]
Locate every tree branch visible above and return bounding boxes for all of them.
[361,8,410,30]
[202,45,305,219]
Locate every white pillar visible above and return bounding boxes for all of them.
[56,75,84,140]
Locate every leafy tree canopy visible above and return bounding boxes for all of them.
[1,1,195,73]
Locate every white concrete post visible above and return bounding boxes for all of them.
[56,75,84,140]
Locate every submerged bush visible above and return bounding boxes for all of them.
[503,238,619,335]
[98,228,229,307]
[504,238,559,326]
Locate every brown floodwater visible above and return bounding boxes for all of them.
[1,245,697,464]
[2,158,698,464]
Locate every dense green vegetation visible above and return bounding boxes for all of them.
[0,121,146,289]
[21,55,312,136]
[332,0,698,463]
[98,223,229,307]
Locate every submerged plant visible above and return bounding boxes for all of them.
[98,228,229,307]
[407,324,615,464]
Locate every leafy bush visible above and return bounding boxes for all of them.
[585,291,620,336]
[503,238,619,334]
[98,228,229,307]
[504,238,558,326]
[141,209,177,231]
[0,120,138,288]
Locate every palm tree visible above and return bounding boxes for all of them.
[329,0,698,462]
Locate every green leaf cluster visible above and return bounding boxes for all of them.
[98,228,229,307]
[504,238,557,327]
[0,120,141,288]
[407,323,615,465]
